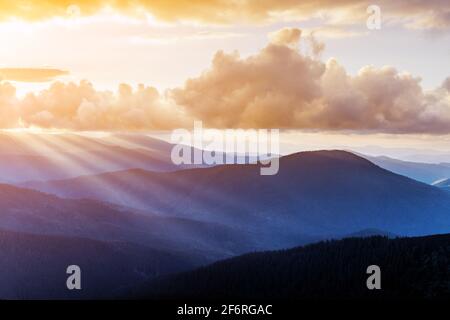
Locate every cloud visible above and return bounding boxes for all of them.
[388,1,450,31]
[15,81,189,130]
[0,27,449,133]
[268,28,302,47]
[0,1,449,31]
[131,30,246,45]
[172,28,450,133]
[0,82,19,128]
[0,68,69,82]
[443,77,450,91]
[171,39,325,128]
[301,26,367,39]
[307,33,325,58]
[319,61,448,133]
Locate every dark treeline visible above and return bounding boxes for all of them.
[136,234,450,300]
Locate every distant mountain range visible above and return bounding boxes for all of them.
[0,183,268,262]
[2,143,450,299]
[2,132,449,185]
[0,133,186,183]
[433,178,450,191]
[136,233,450,300]
[362,154,450,184]
[0,182,277,299]
[24,150,450,238]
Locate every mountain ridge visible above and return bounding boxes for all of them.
[135,233,450,300]
[23,150,450,237]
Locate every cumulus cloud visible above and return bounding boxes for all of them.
[319,62,444,133]
[1,27,450,133]
[0,1,449,31]
[171,28,450,133]
[12,81,189,130]
[443,77,450,92]
[171,37,324,128]
[307,33,325,58]
[268,28,302,48]
[0,68,69,82]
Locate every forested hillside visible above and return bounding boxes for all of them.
[138,234,450,300]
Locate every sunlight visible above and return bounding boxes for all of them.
[27,132,163,210]
[0,126,69,134]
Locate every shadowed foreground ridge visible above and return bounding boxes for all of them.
[137,234,450,300]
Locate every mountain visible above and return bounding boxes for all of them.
[363,154,450,184]
[0,229,195,299]
[1,182,294,299]
[0,183,265,262]
[3,150,450,299]
[345,145,450,164]
[0,132,185,183]
[25,150,450,237]
[136,234,450,300]
[0,154,68,183]
[433,178,450,191]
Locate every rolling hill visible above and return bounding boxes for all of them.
[0,183,266,262]
[0,229,195,299]
[2,150,450,299]
[1,182,292,299]
[25,150,450,238]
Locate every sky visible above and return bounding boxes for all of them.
[0,0,450,161]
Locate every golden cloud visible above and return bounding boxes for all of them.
[268,28,302,47]
[0,68,69,82]
[1,27,449,133]
[172,28,450,133]
[0,1,448,31]
[1,81,189,131]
